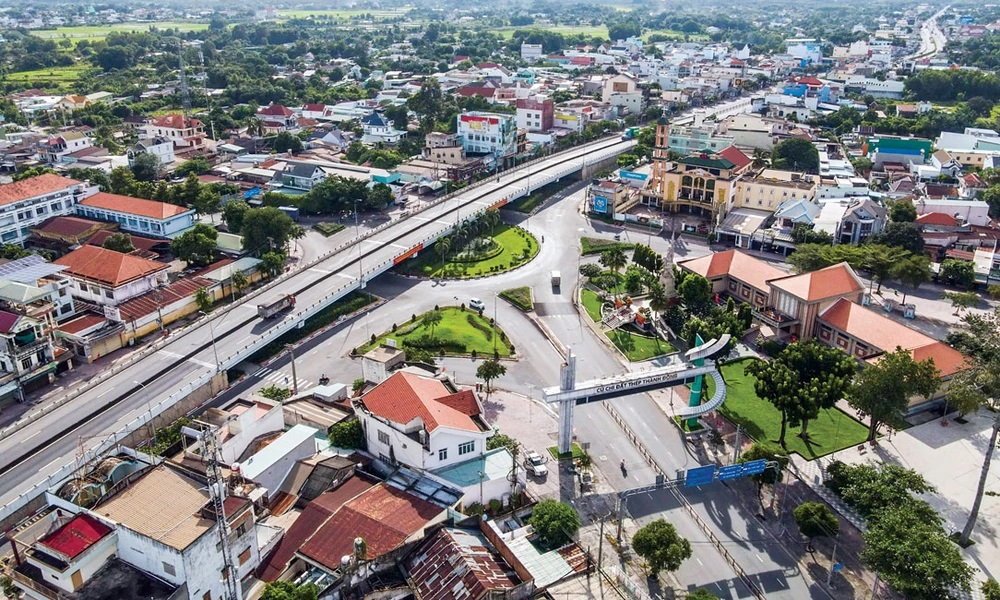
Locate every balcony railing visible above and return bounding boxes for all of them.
[11,567,68,600]
[752,306,799,327]
[13,338,51,360]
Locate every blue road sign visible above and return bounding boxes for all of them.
[742,459,768,476]
[832,562,845,573]
[717,464,744,481]
[685,465,716,487]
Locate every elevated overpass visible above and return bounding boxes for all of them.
[0,136,635,525]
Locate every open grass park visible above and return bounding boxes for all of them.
[580,289,674,361]
[277,9,408,20]
[710,358,869,460]
[4,65,92,89]
[395,223,538,279]
[30,21,209,42]
[360,307,512,358]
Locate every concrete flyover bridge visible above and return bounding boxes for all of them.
[543,335,731,454]
[0,135,636,528]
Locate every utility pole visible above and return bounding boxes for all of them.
[732,425,742,463]
[285,344,298,395]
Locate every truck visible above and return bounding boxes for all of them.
[550,270,561,288]
[621,127,640,140]
[278,206,300,221]
[257,293,296,319]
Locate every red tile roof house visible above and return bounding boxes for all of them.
[75,192,195,239]
[140,114,206,149]
[353,370,493,472]
[54,245,169,309]
[259,471,446,588]
[679,249,968,410]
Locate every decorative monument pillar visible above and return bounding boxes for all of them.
[557,347,577,455]
[687,333,706,429]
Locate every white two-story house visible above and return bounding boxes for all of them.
[75,192,195,238]
[354,370,492,471]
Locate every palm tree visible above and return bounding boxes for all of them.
[751,148,771,170]
[483,210,500,236]
[435,236,452,267]
[648,281,669,313]
[231,270,249,300]
[246,117,265,139]
[600,247,629,297]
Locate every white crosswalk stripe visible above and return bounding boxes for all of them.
[258,369,312,390]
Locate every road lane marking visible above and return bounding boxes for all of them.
[756,554,764,563]
[188,358,215,369]
[39,457,63,473]
[23,431,40,442]
[309,267,332,274]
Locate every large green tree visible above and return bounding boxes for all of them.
[847,347,940,442]
[738,442,788,507]
[792,501,839,551]
[223,200,250,232]
[528,499,580,548]
[867,221,925,254]
[825,461,937,523]
[631,519,692,576]
[260,581,319,600]
[172,223,218,266]
[744,341,855,445]
[241,207,304,254]
[861,503,972,600]
[771,137,820,173]
[677,272,712,314]
[102,232,135,253]
[130,151,161,182]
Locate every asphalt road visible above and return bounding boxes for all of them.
[220,185,824,596]
[0,136,634,519]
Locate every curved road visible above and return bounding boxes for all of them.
[0,135,634,521]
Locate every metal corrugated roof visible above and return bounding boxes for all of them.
[0,255,67,283]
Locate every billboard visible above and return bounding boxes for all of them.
[619,170,648,181]
[593,195,609,214]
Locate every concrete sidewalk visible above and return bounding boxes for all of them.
[789,409,999,589]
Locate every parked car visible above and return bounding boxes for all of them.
[469,297,485,311]
[524,450,548,477]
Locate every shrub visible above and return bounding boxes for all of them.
[466,313,494,341]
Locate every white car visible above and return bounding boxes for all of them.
[524,450,548,477]
[469,298,485,311]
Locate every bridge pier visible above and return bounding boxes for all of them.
[557,348,577,455]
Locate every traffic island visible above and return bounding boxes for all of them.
[394,223,539,279]
[356,306,514,359]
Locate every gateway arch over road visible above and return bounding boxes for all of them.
[543,335,731,453]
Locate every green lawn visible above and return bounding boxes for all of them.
[31,21,208,42]
[499,286,533,311]
[581,288,604,322]
[277,9,406,19]
[547,442,588,460]
[711,359,869,460]
[579,236,635,255]
[361,307,512,357]
[395,224,538,279]
[496,24,610,39]
[606,329,675,362]
[5,64,91,89]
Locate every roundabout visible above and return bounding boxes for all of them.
[394,215,540,279]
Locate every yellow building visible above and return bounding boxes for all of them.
[644,121,752,220]
[732,170,817,212]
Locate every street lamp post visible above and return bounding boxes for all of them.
[285,343,299,396]
[354,198,364,288]
[134,380,154,440]
[198,311,220,371]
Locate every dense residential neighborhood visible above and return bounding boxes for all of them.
[0,1,999,599]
